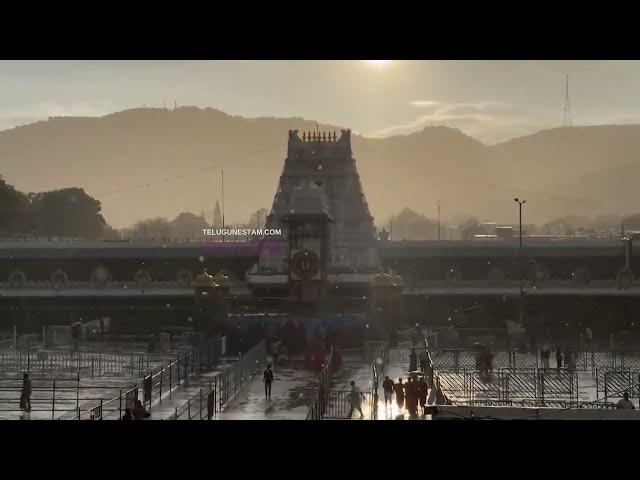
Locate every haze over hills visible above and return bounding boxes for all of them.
[1,106,639,229]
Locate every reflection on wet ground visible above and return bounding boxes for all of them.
[219,360,319,420]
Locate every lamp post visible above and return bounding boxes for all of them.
[221,170,225,243]
[514,198,527,343]
[514,198,526,249]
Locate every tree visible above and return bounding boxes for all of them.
[459,217,485,240]
[542,215,593,236]
[171,212,208,239]
[27,187,106,238]
[131,217,170,241]
[388,207,439,240]
[0,176,28,234]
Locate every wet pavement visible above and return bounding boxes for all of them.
[326,353,432,420]
[218,360,319,420]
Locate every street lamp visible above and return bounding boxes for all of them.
[514,198,527,340]
[514,198,526,249]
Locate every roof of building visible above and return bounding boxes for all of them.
[379,240,632,258]
[0,242,260,260]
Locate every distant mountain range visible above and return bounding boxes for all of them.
[1,106,639,228]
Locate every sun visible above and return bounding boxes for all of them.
[364,60,392,68]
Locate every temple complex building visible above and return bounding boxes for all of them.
[247,129,379,299]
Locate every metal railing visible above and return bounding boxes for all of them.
[579,351,640,375]
[0,350,178,377]
[435,366,580,407]
[406,279,640,289]
[0,333,42,351]
[430,349,541,372]
[447,398,616,410]
[0,375,138,420]
[323,389,375,419]
[595,369,640,400]
[306,346,334,420]
[58,385,140,420]
[170,340,266,420]
[70,339,221,420]
[141,351,198,413]
[426,348,640,377]
[67,352,196,420]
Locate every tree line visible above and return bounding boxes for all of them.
[385,207,640,241]
[0,176,109,239]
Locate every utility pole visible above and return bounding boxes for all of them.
[514,198,527,327]
[221,170,225,243]
[562,73,572,128]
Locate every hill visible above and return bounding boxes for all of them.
[1,107,638,227]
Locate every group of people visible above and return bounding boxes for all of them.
[540,345,576,371]
[382,375,430,418]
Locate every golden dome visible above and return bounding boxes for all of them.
[193,272,215,288]
[372,272,403,288]
[212,272,230,288]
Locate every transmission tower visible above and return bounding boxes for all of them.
[562,73,572,127]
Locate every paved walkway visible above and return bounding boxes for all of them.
[326,353,432,420]
[218,360,318,420]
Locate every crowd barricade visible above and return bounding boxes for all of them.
[306,346,334,420]
[170,340,266,420]
[434,366,580,407]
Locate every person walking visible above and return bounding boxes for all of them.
[584,327,593,350]
[555,345,563,372]
[382,376,394,408]
[541,346,551,370]
[271,340,280,370]
[565,347,575,371]
[409,348,418,372]
[394,378,405,411]
[419,347,429,374]
[425,360,434,389]
[347,381,364,419]
[121,408,133,420]
[71,322,81,354]
[417,376,429,416]
[405,377,419,418]
[19,373,31,413]
[263,364,274,399]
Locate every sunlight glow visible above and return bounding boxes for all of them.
[364,60,392,68]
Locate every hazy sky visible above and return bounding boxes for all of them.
[2,60,640,143]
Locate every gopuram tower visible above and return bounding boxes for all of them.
[247,129,380,301]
